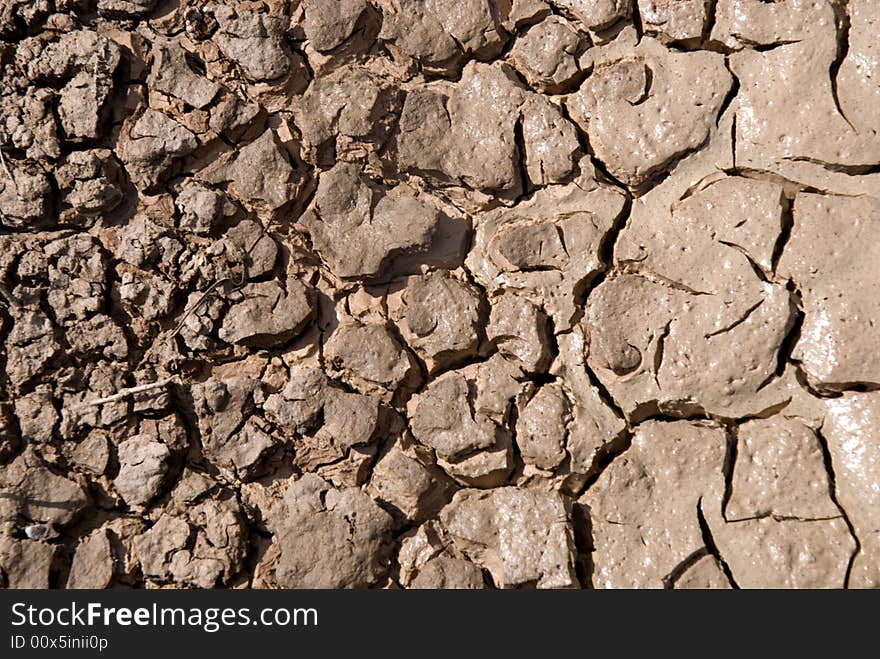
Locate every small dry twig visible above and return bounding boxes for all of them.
[170,239,249,337]
[169,277,234,338]
[71,377,175,411]
[72,236,251,411]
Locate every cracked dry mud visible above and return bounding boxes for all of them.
[0,0,878,591]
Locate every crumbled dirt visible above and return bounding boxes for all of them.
[0,0,878,590]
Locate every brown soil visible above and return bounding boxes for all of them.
[1,0,878,589]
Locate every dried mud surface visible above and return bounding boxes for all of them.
[1,0,879,589]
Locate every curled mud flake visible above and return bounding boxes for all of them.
[726,0,880,180]
[509,16,589,94]
[467,158,627,330]
[586,176,799,420]
[554,328,627,485]
[672,554,733,590]
[388,271,484,374]
[567,40,732,188]
[0,449,89,529]
[301,162,451,280]
[712,516,855,589]
[263,365,330,436]
[133,488,247,588]
[823,394,880,588]
[117,109,198,191]
[367,435,457,525]
[551,0,631,31]
[393,61,581,203]
[409,555,486,589]
[324,321,422,399]
[487,293,553,373]
[293,64,402,167]
[55,150,124,228]
[726,416,840,522]
[378,0,506,75]
[712,0,832,51]
[0,537,56,589]
[580,420,729,589]
[213,8,295,82]
[219,277,315,348]
[175,181,237,236]
[97,0,157,18]
[637,0,710,43]
[835,0,880,136]
[440,487,578,588]
[192,378,281,480]
[148,41,222,110]
[198,129,310,218]
[777,194,880,390]
[516,383,569,471]
[409,371,500,462]
[0,162,51,228]
[300,0,378,55]
[35,31,124,143]
[67,530,114,590]
[256,474,394,588]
